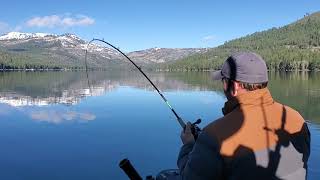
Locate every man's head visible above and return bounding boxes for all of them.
[212,52,268,99]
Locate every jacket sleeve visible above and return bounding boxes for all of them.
[177,131,223,180]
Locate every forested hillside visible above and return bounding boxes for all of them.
[164,12,320,71]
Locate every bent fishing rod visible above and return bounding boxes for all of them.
[85,39,201,135]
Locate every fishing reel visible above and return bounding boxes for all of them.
[189,118,202,140]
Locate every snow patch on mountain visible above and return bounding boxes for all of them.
[0,32,54,40]
[0,31,207,65]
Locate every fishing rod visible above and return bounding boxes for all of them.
[85,39,201,180]
[85,38,202,131]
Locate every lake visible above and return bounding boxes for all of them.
[0,71,319,179]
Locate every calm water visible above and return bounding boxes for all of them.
[0,71,319,180]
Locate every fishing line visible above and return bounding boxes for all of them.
[85,39,186,128]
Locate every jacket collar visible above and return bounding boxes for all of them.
[222,88,274,115]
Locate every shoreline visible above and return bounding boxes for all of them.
[0,68,319,72]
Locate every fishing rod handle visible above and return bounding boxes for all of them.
[191,125,201,140]
[184,119,202,140]
[119,158,143,180]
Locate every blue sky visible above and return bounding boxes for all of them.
[0,0,319,51]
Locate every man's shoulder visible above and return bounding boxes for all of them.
[273,101,306,133]
[274,101,304,120]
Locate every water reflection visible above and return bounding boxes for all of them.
[0,71,319,179]
[0,71,221,107]
[0,71,319,124]
[30,110,96,124]
[0,103,96,124]
[267,71,320,124]
[0,71,119,106]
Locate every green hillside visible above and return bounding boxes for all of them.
[164,12,320,71]
[0,49,80,70]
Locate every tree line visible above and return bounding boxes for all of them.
[162,12,320,71]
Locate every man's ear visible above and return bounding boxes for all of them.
[231,81,240,97]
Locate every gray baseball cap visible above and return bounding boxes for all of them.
[212,52,268,83]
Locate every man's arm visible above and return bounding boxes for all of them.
[177,124,223,180]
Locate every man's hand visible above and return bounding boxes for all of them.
[180,122,195,144]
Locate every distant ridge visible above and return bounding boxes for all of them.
[0,32,206,70]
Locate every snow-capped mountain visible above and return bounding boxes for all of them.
[0,32,208,69]
[0,32,126,69]
[0,32,53,40]
[0,32,88,49]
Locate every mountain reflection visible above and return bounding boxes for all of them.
[0,71,319,124]
[0,87,116,106]
[0,71,221,107]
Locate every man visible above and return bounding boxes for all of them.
[178,52,310,180]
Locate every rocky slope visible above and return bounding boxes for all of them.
[0,32,207,69]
